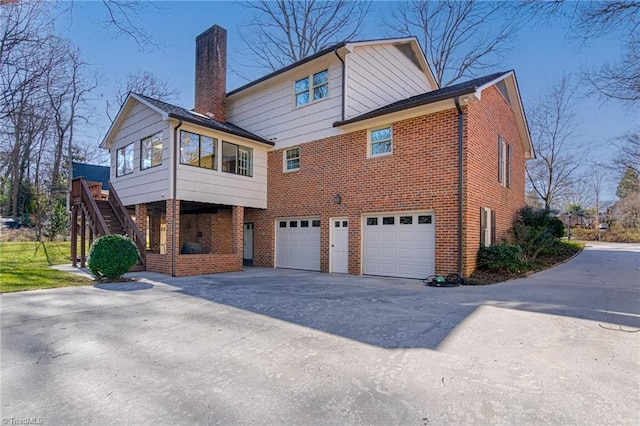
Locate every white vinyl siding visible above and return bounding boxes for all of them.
[227,59,343,149]
[176,124,267,209]
[110,101,170,206]
[345,44,432,119]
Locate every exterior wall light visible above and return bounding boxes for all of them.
[334,193,342,204]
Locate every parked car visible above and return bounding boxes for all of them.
[0,218,22,230]
[599,223,609,231]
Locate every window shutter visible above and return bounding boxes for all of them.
[506,144,512,188]
[498,136,504,183]
[480,207,489,246]
[491,210,497,245]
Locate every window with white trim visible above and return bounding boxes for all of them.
[369,126,393,157]
[222,141,253,177]
[498,135,511,187]
[294,69,328,107]
[284,147,300,172]
[140,132,163,170]
[116,143,134,177]
[180,130,217,170]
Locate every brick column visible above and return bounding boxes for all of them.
[135,204,147,242]
[232,206,244,261]
[166,199,180,275]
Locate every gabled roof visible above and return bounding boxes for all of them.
[72,162,110,190]
[226,37,438,97]
[101,93,273,149]
[334,71,510,126]
[333,70,535,160]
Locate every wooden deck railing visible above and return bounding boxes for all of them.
[72,177,108,236]
[108,181,146,267]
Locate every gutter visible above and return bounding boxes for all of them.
[172,119,183,277]
[334,47,346,121]
[454,97,464,278]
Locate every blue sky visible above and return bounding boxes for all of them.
[55,1,638,201]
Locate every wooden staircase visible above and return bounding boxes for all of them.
[71,177,146,271]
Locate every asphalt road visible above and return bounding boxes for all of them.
[1,242,639,425]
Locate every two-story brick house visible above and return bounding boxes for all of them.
[100,24,533,279]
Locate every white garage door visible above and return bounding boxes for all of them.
[363,212,435,279]
[275,217,321,271]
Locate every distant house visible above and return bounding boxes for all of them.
[89,24,533,278]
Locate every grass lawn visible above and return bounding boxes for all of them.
[0,241,91,293]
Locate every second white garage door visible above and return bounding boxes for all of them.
[275,217,321,271]
[363,212,435,279]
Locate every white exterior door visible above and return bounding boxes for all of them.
[330,218,349,273]
[362,212,435,279]
[243,223,254,266]
[275,217,321,271]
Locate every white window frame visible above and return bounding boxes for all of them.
[368,125,393,158]
[116,143,134,177]
[480,207,496,247]
[294,69,329,107]
[140,132,163,170]
[284,147,300,172]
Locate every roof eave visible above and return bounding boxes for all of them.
[166,112,274,146]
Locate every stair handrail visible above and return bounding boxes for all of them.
[74,177,109,236]
[107,181,146,266]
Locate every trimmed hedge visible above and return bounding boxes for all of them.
[88,234,139,281]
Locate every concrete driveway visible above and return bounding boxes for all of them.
[2,242,639,425]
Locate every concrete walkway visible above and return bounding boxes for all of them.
[1,242,639,424]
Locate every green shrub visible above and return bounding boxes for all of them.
[88,235,139,281]
[509,223,556,264]
[477,244,525,273]
[548,217,565,238]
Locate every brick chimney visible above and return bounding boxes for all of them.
[195,25,227,122]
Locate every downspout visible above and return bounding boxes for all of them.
[172,119,183,277]
[454,97,464,278]
[334,47,345,121]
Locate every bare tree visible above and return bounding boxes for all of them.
[526,76,583,212]
[385,0,517,87]
[614,131,640,172]
[523,1,640,103]
[107,70,178,121]
[239,0,370,72]
[588,162,609,233]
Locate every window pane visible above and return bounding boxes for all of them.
[301,220,309,227]
[117,144,134,176]
[180,131,199,166]
[371,127,391,142]
[313,84,328,101]
[290,221,298,228]
[295,77,309,93]
[367,217,378,226]
[312,220,321,227]
[296,92,309,106]
[418,215,432,224]
[141,133,162,170]
[286,148,299,160]
[371,141,392,155]
[238,146,252,176]
[222,141,236,173]
[383,217,395,225]
[400,216,412,224]
[334,221,340,228]
[279,221,287,228]
[286,158,300,170]
[313,70,328,85]
[342,221,348,227]
[200,136,215,169]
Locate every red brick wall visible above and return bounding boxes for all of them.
[194,25,227,122]
[212,210,233,253]
[464,86,526,274]
[247,109,462,276]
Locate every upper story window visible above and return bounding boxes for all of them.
[498,135,511,188]
[284,147,300,172]
[369,126,393,157]
[222,141,253,177]
[140,132,163,170]
[295,69,329,107]
[180,130,217,170]
[116,143,134,177]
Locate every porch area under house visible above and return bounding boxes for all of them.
[136,200,246,277]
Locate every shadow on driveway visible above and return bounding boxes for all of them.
[127,243,640,350]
